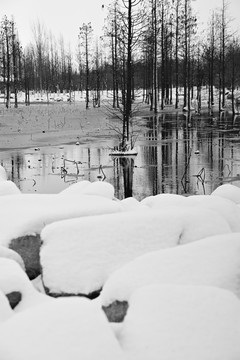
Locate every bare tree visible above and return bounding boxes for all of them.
[79,23,93,109]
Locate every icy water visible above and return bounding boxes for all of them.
[1,111,240,200]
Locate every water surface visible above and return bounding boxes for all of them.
[1,111,240,200]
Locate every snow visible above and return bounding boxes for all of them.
[142,193,240,232]
[101,233,240,306]
[0,245,25,270]
[0,192,122,247]
[109,149,138,156]
[0,165,21,194]
[40,206,230,295]
[0,290,13,322]
[0,297,125,360]
[60,180,115,199]
[0,258,53,312]
[211,183,240,204]
[0,180,21,195]
[0,165,7,181]
[120,197,148,211]
[119,284,240,360]
[1,176,240,359]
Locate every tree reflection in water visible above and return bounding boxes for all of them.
[120,157,134,198]
[2,111,240,199]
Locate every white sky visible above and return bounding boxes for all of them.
[1,0,240,50]
[1,0,109,49]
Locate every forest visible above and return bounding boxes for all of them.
[0,0,239,114]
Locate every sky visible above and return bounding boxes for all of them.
[1,0,240,50]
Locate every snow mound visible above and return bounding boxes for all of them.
[120,197,148,211]
[0,290,13,322]
[0,297,125,360]
[142,193,240,231]
[188,194,240,232]
[0,245,25,270]
[101,233,240,306]
[60,180,115,199]
[211,184,240,204]
[0,193,122,247]
[0,258,53,312]
[119,284,240,360]
[141,193,190,208]
[0,180,21,196]
[59,180,91,194]
[40,206,230,296]
[0,165,7,181]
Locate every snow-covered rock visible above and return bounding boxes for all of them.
[0,165,7,181]
[0,297,125,360]
[211,183,240,204]
[0,193,122,278]
[40,207,230,297]
[0,245,25,270]
[0,180,21,195]
[141,193,189,208]
[0,290,13,322]
[101,233,240,318]
[188,194,240,232]
[142,193,240,232]
[119,284,240,360]
[0,258,53,312]
[60,180,115,199]
[0,193,122,247]
[120,197,148,211]
[59,180,91,194]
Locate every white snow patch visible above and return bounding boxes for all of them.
[0,290,13,322]
[119,284,240,360]
[59,180,91,195]
[0,193,122,247]
[211,183,240,204]
[142,193,240,232]
[120,197,148,211]
[101,233,240,305]
[40,207,230,295]
[0,180,21,196]
[60,180,115,199]
[0,245,25,270]
[0,297,125,360]
[0,258,53,312]
[0,165,7,181]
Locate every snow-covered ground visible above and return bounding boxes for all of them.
[1,161,240,359]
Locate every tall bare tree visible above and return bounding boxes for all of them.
[79,23,93,109]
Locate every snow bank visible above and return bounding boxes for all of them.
[0,165,21,194]
[40,207,230,296]
[0,180,21,195]
[59,180,91,194]
[188,194,240,232]
[0,193,122,247]
[120,197,148,211]
[0,165,7,181]
[0,297,125,360]
[119,284,240,360]
[211,183,240,204]
[0,245,25,270]
[0,258,52,312]
[101,233,240,306]
[60,180,115,199]
[142,193,240,231]
[0,290,13,322]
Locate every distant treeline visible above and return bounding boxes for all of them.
[0,0,239,113]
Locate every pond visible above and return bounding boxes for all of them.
[1,111,240,200]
